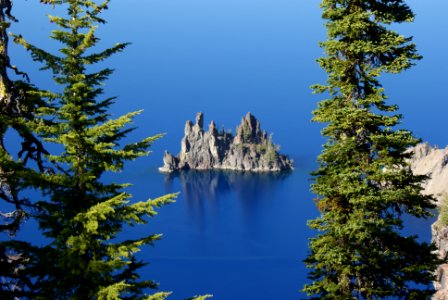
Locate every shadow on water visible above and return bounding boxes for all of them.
[163,169,292,203]
[161,169,293,235]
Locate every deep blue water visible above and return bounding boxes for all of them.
[2,0,448,299]
[111,157,435,299]
[123,168,318,299]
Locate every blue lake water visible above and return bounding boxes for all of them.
[111,152,435,300]
[121,166,318,299]
[3,0,448,299]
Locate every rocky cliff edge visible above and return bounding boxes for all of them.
[408,143,448,299]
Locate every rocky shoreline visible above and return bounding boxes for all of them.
[159,112,293,173]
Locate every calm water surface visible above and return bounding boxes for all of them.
[118,153,319,299]
[115,156,435,299]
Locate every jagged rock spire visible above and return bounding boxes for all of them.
[196,112,204,129]
[234,112,265,145]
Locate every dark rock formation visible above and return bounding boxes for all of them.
[159,112,293,173]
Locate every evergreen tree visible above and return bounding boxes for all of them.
[0,0,50,296]
[13,0,180,298]
[0,0,45,236]
[304,1,442,299]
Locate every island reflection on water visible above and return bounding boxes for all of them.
[163,169,292,203]
[162,170,292,230]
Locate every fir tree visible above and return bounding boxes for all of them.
[304,1,442,299]
[0,0,45,236]
[0,0,50,296]
[13,0,179,298]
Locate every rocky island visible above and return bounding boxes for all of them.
[159,112,293,173]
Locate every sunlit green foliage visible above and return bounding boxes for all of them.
[186,295,213,300]
[304,0,442,299]
[14,0,177,298]
[438,194,448,226]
